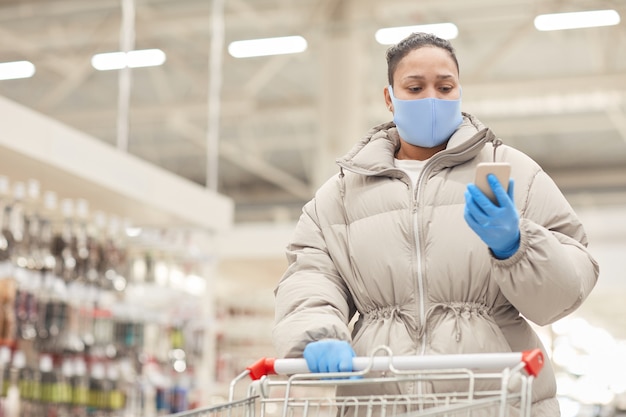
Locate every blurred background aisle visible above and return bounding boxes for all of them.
[0,0,624,416]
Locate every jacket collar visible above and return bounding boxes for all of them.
[336,113,496,176]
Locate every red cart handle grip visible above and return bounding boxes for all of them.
[522,349,544,377]
[247,357,276,380]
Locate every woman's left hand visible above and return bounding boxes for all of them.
[464,174,520,259]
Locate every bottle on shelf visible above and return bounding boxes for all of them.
[38,353,58,417]
[106,361,125,414]
[88,360,105,414]
[8,182,26,270]
[170,370,190,414]
[57,357,73,417]
[3,349,24,417]
[38,191,58,276]
[84,208,104,290]
[0,176,13,264]
[22,179,42,272]
[0,346,10,406]
[0,272,16,348]
[16,351,38,417]
[69,355,88,417]
[58,198,77,285]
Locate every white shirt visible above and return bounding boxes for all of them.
[394,158,428,189]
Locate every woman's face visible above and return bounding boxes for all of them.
[385,46,460,108]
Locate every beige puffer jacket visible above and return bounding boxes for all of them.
[273,114,599,416]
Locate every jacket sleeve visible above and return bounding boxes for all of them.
[272,197,354,359]
[491,169,600,326]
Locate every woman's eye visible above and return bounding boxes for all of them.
[408,86,422,92]
[440,86,453,92]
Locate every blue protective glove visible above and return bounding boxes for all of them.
[464,174,520,259]
[303,340,355,373]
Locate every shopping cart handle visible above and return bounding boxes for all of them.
[246,349,544,380]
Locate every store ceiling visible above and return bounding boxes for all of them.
[0,0,625,225]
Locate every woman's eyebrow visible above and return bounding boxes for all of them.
[403,74,455,81]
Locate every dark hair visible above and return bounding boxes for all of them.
[386,32,459,86]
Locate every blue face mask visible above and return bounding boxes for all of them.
[388,85,463,148]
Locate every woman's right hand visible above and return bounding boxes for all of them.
[303,339,355,373]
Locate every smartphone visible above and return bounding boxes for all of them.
[474,162,511,205]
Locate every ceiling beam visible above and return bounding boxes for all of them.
[39,14,120,108]
[168,116,313,200]
[466,15,534,81]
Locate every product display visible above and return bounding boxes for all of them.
[0,174,207,416]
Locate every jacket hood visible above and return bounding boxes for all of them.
[336,112,497,175]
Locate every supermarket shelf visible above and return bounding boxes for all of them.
[0,95,233,231]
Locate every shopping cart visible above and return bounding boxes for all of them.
[167,346,544,417]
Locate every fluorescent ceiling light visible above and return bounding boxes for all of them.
[228,36,307,58]
[375,23,458,45]
[0,60,36,80]
[91,48,166,71]
[534,10,620,31]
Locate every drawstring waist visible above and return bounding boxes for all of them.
[362,302,492,343]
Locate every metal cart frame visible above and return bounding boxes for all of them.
[166,346,544,417]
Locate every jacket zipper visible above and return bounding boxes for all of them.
[412,193,426,355]
[412,168,427,356]
[410,134,493,352]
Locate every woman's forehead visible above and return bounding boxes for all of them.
[395,47,459,78]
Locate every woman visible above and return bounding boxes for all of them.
[272,32,599,415]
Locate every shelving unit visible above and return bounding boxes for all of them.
[0,95,235,414]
